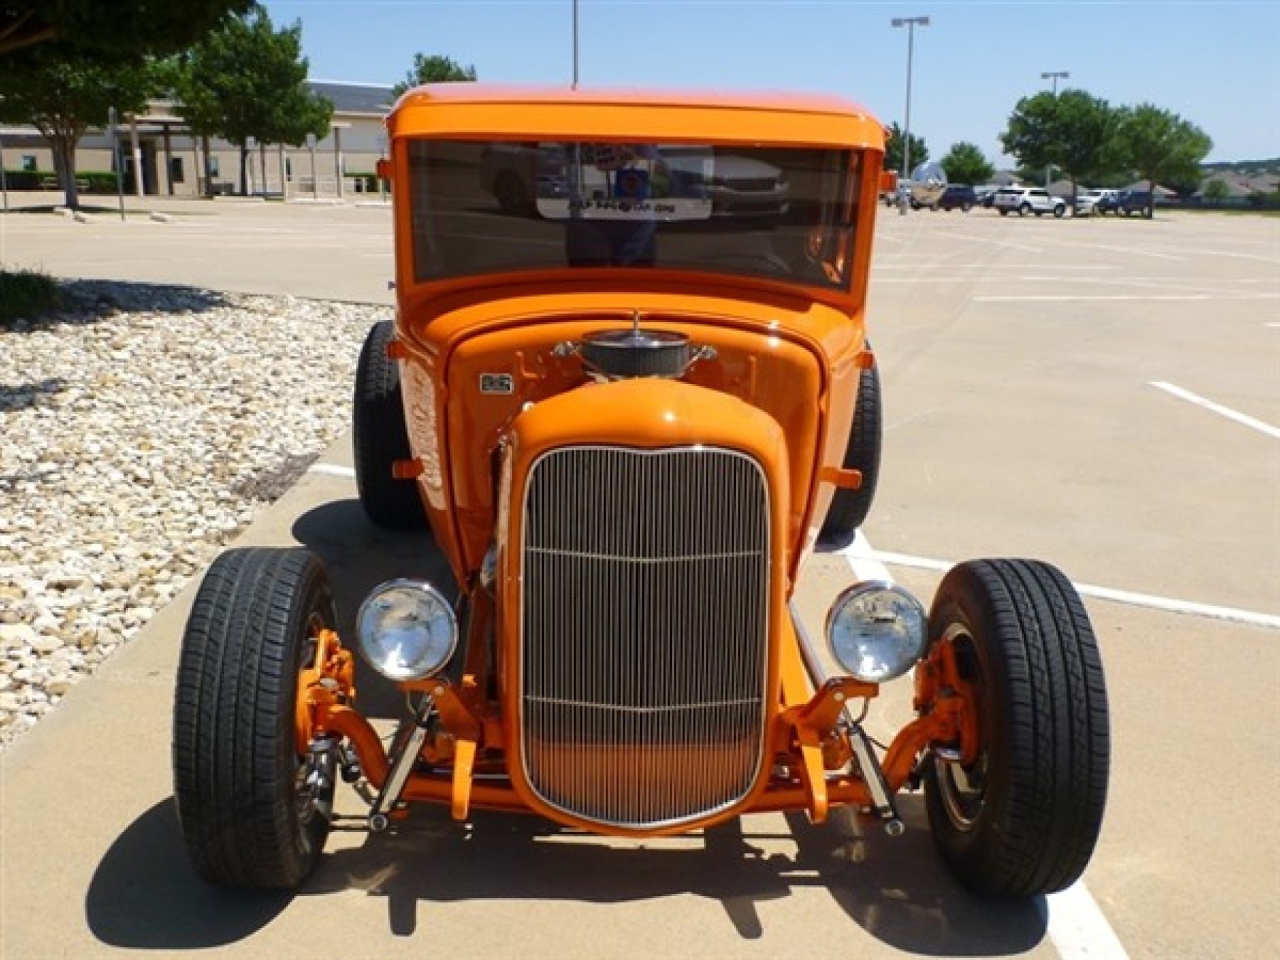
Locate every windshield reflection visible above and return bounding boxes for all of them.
[409,140,859,290]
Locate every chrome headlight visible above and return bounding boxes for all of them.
[356,580,457,681]
[827,582,927,683]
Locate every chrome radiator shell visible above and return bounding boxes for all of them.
[518,444,771,829]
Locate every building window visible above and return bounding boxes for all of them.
[209,157,220,177]
[21,155,37,172]
[170,157,185,184]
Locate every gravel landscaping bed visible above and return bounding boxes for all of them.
[0,281,385,748]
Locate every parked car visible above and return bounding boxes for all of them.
[172,83,1111,902]
[1076,187,1120,216]
[932,184,978,211]
[1115,189,1154,217]
[991,186,1067,218]
[659,145,790,218]
[975,185,999,208]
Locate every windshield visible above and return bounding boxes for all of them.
[407,140,859,290]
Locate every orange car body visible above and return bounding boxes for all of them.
[176,84,1109,899]
[385,84,884,588]
[325,83,939,835]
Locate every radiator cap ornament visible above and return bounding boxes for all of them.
[578,309,712,380]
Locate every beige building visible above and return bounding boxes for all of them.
[1,80,396,199]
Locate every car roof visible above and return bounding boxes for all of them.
[388,82,886,151]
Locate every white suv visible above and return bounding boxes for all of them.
[992,186,1067,218]
[1075,187,1119,216]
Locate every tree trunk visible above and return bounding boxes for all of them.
[52,133,80,210]
[239,145,249,196]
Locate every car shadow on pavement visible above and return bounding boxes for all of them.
[85,799,292,949]
[309,797,1046,952]
[86,795,1045,953]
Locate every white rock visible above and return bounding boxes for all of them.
[0,284,379,749]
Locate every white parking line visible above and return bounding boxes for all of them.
[843,542,1280,630]
[844,530,894,582]
[1151,381,1280,440]
[1047,881,1131,959]
[308,463,357,478]
[977,291,1279,302]
[977,293,1220,302]
[841,536,1131,958]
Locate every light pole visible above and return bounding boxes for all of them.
[1040,71,1069,186]
[891,15,930,215]
[1041,70,1070,95]
[571,0,579,88]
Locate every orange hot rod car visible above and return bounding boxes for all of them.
[172,84,1110,898]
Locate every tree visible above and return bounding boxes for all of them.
[1113,104,1212,218]
[1000,92,1063,177]
[173,8,332,195]
[884,121,927,176]
[1001,89,1121,201]
[1202,179,1231,203]
[940,142,995,186]
[391,53,477,98]
[0,46,159,207]
[0,1,253,58]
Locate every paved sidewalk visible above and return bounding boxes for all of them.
[1,193,395,304]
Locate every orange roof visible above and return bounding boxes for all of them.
[388,82,885,152]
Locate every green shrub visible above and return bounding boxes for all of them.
[0,268,62,328]
[347,173,388,194]
[0,169,46,190]
[78,171,122,194]
[0,170,120,192]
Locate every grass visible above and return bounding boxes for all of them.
[0,268,62,328]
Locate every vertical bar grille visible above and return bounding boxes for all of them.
[520,446,770,829]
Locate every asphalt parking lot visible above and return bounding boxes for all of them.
[1,197,1277,959]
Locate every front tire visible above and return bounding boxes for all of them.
[354,321,427,529]
[1053,204,1066,218]
[922,559,1110,898]
[819,362,882,547]
[1018,203,1031,217]
[173,548,338,889]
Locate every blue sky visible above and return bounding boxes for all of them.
[262,1,1279,165]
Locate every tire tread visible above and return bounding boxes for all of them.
[173,548,335,889]
[925,558,1110,897]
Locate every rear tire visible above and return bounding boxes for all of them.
[922,559,1110,898]
[354,320,427,529]
[819,362,882,547]
[173,548,337,890]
